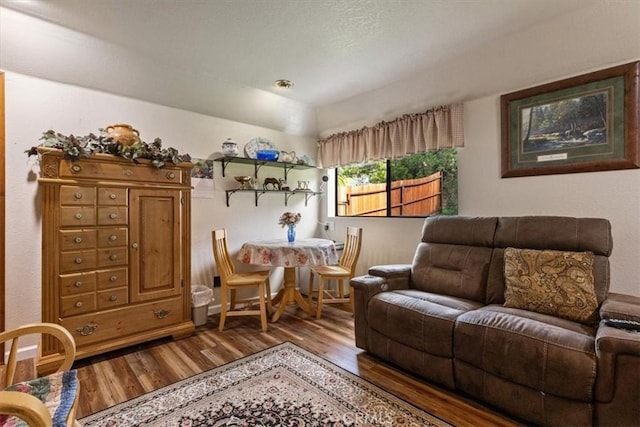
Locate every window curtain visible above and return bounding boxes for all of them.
[317,103,464,168]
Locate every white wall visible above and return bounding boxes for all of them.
[459,97,640,296]
[316,1,640,296]
[4,72,321,332]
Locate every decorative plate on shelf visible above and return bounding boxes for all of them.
[244,137,277,159]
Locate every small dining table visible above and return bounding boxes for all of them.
[238,238,338,322]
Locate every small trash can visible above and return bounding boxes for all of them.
[191,284,214,326]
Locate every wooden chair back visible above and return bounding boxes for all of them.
[0,323,76,388]
[338,226,362,275]
[212,229,235,283]
[0,323,81,427]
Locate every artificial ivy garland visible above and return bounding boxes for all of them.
[26,129,191,168]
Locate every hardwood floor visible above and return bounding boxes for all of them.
[25,304,518,426]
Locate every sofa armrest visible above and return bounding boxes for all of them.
[594,316,640,416]
[366,264,412,293]
[599,292,640,322]
[351,275,385,350]
[367,264,412,279]
[595,293,640,421]
[596,324,640,357]
[351,263,411,308]
[351,267,411,351]
[595,292,640,425]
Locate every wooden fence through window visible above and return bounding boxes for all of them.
[337,172,442,216]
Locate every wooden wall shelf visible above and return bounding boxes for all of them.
[214,156,315,180]
[215,156,320,207]
[224,189,321,207]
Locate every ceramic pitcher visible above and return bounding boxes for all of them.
[221,138,239,157]
[279,150,296,163]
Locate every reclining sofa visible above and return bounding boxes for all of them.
[351,215,640,426]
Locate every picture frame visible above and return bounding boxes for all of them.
[501,61,639,178]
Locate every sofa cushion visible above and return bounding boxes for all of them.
[494,216,612,256]
[503,247,598,324]
[368,290,482,357]
[411,243,493,302]
[454,305,597,402]
[421,215,497,247]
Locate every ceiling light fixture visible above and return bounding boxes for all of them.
[274,79,294,89]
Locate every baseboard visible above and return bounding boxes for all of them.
[6,344,37,362]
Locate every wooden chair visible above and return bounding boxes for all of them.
[0,323,80,427]
[307,226,362,319]
[212,229,273,332]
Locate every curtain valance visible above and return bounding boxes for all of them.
[317,103,464,168]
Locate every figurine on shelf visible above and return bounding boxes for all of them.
[263,177,280,190]
[279,179,291,191]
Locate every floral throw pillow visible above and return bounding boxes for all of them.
[503,247,598,324]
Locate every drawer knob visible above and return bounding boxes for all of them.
[74,213,83,220]
[109,213,117,219]
[74,192,83,200]
[76,323,97,336]
[109,275,117,282]
[132,242,139,250]
[124,169,133,177]
[71,164,82,173]
[74,257,83,264]
[166,172,176,180]
[109,295,118,302]
[109,193,117,200]
[109,254,118,261]
[154,309,170,319]
[109,235,117,241]
[75,301,83,308]
[74,281,83,288]
[74,237,83,244]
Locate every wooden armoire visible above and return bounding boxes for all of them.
[37,147,194,372]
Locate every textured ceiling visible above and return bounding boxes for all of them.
[0,0,595,135]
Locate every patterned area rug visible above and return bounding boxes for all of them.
[80,342,451,426]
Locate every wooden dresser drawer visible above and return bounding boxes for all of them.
[97,248,127,267]
[60,207,96,227]
[98,188,128,206]
[97,268,128,289]
[61,297,185,347]
[60,250,97,273]
[97,228,128,247]
[60,186,96,206]
[60,293,97,317]
[97,207,128,226]
[59,229,97,251]
[97,287,128,310]
[59,272,97,296]
[59,160,184,185]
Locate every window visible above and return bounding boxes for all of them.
[335,148,458,217]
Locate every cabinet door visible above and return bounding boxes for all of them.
[129,188,183,302]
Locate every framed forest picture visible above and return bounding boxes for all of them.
[501,61,639,178]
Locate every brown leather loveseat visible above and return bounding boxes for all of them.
[351,216,640,426]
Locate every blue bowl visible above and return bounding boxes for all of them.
[256,149,279,161]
